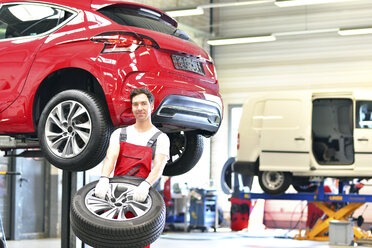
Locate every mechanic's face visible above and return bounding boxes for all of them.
[132,93,154,122]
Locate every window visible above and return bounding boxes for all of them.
[356,101,372,129]
[0,20,6,39]
[0,3,72,39]
[98,6,191,41]
[312,99,354,165]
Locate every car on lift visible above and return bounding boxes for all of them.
[0,0,223,175]
[234,90,372,195]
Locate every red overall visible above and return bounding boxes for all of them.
[114,127,161,177]
[113,127,161,248]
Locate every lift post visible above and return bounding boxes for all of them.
[239,181,372,242]
[61,170,87,248]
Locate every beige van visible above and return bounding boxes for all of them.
[234,90,372,195]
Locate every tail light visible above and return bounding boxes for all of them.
[237,133,240,150]
[91,32,159,53]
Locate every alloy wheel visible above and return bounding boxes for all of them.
[45,100,92,158]
[87,183,152,221]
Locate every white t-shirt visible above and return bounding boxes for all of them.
[110,125,170,160]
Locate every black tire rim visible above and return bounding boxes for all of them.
[261,171,285,191]
[86,182,152,221]
[45,100,92,158]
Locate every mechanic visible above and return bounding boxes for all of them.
[95,87,170,247]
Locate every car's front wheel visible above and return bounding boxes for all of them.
[163,132,203,176]
[38,90,112,171]
[70,176,165,248]
[258,171,292,195]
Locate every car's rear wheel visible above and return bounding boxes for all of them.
[70,176,165,248]
[38,90,112,171]
[163,132,203,176]
[258,171,292,195]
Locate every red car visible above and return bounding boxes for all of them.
[0,0,222,175]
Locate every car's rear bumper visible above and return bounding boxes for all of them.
[152,95,222,136]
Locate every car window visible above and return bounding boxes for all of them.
[0,3,73,39]
[0,20,6,39]
[356,101,372,129]
[98,6,191,41]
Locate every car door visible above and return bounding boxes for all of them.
[260,92,311,172]
[354,100,372,171]
[0,3,67,112]
[312,98,354,166]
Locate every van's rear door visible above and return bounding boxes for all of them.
[260,92,311,173]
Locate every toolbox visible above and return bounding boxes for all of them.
[188,188,217,232]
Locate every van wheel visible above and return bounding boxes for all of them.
[258,171,292,195]
[292,178,318,193]
[220,157,235,194]
[38,90,112,171]
[163,132,203,176]
[70,176,166,248]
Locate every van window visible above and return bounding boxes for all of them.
[312,98,353,165]
[356,101,372,129]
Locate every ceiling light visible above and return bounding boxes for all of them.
[166,8,204,17]
[207,35,276,46]
[338,27,372,36]
[164,1,272,17]
[275,0,350,7]
[199,0,274,9]
[275,28,339,36]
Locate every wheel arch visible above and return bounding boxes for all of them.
[233,156,260,176]
[32,67,112,131]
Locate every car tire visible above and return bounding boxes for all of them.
[70,176,166,248]
[258,171,292,195]
[38,90,112,171]
[292,177,318,193]
[220,157,235,194]
[163,132,203,176]
[220,157,254,194]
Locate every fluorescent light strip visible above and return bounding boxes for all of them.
[275,0,351,7]
[199,0,274,9]
[338,28,372,36]
[207,26,372,46]
[166,8,204,17]
[166,1,273,17]
[275,28,339,36]
[207,35,276,46]
[166,0,353,17]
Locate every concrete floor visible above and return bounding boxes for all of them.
[5,229,372,248]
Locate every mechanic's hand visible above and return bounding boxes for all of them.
[95,177,110,199]
[133,180,151,202]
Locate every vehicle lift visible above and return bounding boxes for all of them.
[0,171,22,248]
[237,180,372,242]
